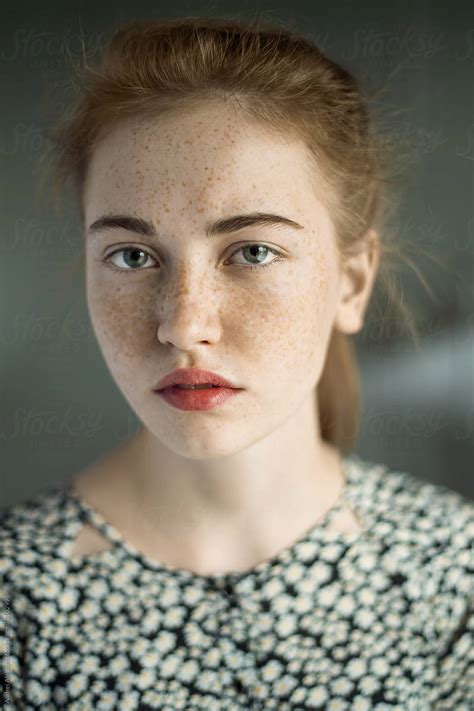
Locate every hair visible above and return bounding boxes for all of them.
[40,13,431,455]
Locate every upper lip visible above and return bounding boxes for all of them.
[154,368,241,390]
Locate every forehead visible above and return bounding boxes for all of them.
[83,106,327,219]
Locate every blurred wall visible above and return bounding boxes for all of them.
[1,0,473,508]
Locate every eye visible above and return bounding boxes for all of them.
[100,247,156,272]
[226,243,283,271]
[100,243,283,274]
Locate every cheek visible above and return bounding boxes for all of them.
[239,271,335,374]
[87,279,157,363]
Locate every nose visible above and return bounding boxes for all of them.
[156,275,222,350]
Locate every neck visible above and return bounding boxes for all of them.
[74,397,346,574]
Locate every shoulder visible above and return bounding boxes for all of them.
[349,455,473,584]
[351,454,473,531]
[0,484,79,590]
[349,456,473,656]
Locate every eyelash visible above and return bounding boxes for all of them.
[99,243,283,274]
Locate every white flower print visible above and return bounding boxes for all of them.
[0,458,471,710]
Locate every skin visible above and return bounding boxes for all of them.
[72,102,380,574]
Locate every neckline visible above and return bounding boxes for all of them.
[61,454,366,585]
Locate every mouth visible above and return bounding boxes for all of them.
[153,367,240,391]
[155,383,241,411]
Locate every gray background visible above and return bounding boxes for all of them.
[1,0,473,509]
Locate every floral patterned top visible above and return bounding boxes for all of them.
[1,454,473,710]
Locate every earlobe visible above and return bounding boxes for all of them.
[334,300,364,336]
[334,229,380,335]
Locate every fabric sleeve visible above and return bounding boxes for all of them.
[431,600,474,709]
[1,585,25,710]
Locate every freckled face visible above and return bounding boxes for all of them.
[83,104,343,458]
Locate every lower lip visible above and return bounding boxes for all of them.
[155,386,242,411]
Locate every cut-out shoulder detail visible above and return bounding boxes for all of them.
[68,522,113,558]
[326,503,365,535]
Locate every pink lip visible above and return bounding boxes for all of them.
[153,368,241,390]
[156,385,241,411]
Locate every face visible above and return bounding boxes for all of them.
[83,103,366,459]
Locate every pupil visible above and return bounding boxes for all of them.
[246,245,266,263]
[125,249,146,267]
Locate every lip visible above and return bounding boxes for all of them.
[156,385,241,411]
[153,368,241,391]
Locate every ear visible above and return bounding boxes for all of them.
[334,228,380,335]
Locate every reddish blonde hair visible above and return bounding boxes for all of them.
[43,14,417,455]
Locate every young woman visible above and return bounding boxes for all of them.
[1,15,472,710]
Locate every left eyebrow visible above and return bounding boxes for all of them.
[87,212,304,238]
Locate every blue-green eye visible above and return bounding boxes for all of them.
[100,243,283,274]
[227,243,282,270]
[102,247,154,271]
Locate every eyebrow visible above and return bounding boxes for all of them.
[87,212,304,238]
